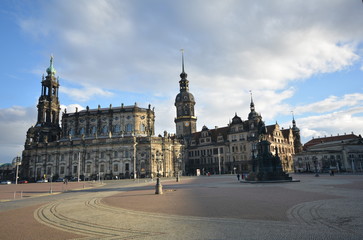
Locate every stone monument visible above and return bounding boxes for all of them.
[246,140,293,182]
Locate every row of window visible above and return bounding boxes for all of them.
[67,123,147,136]
[231,144,247,153]
[189,156,225,165]
[32,162,132,176]
[32,151,135,164]
[188,147,224,157]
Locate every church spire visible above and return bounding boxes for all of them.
[250,90,255,112]
[291,111,296,128]
[179,49,189,91]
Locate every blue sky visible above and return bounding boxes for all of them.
[0,0,363,164]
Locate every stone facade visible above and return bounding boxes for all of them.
[22,58,182,181]
[293,134,363,173]
[175,59,301,175]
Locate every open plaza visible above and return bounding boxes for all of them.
[0,173,362,240]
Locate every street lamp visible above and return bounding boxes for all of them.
[155,151,163,194]
[313,157,319,177]
[133,135,137,180]
[176,155,182,182]
[12,156,22,185]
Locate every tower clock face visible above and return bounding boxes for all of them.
[184,122,190,127]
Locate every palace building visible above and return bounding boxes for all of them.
[173,53,302,175]
[21,54,302,181]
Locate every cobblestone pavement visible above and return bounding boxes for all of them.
[1,174,363,240]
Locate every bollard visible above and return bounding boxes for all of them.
[155,177,163,194]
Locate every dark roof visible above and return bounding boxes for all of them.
[265,125,277,135]
[190,126,229,143]
[281,129,291,138]
[66,105,151,116]
[304,134,359,149]
[231,114,243,125]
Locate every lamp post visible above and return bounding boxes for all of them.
[176,154,181,182]
[313,158,319,177]
[12,156,22,185]
[50,173,53,194]
[133,135,137,180]
[155,151,163,194]
[78,152,81,182]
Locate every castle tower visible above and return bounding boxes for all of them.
[25,56,61,144]
[174,50,197,138]
[291,112,303,153]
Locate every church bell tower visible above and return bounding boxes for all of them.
[25,56,61,144]
[174,50,197,138]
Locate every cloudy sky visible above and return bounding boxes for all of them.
[0,0,362,164]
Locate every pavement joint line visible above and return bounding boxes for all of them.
[0,183,106,202]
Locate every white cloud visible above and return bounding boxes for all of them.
[18,0,363,95]
[59,85,114,102]
[0,106,36,163]
[60,104,85,114]
[294,93,363,114]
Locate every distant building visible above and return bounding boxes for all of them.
[22,57,182,181]
[174,54,302,175]
[293,133,363,173]
[0,163,13,181]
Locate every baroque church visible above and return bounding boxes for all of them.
[22,57,182,181]
[21,55,302,181]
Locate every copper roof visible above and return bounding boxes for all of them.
[304,134,359,150]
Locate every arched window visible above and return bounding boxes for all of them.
[140,124,145,132]
[102,125,108,134]
[91,126,97,135]
[114,125,121,133]
[69,128,74,136]
[126,123,133,132]
[80,127,85,135]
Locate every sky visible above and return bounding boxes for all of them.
[0,0,363,164]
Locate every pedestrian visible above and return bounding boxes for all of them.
[237,174,240,181]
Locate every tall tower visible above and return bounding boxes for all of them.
[291,112,303,153]
[25,56,61,144]
[174,50,197,138]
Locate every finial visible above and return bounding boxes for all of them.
[179,49,188,80]
[249,90,255,111]
[180,49,185,73]
[291,110,297,127]
[46,54,56,75]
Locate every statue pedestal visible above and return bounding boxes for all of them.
[245,140,298,183]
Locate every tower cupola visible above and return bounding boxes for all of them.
[46,55,57,76]
[174,50,197,138]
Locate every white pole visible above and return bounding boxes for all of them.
[15,163,19,185]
